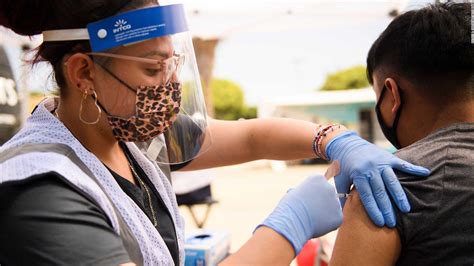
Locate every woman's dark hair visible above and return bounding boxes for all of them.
[0,0,157,89]
[366,2,473,100]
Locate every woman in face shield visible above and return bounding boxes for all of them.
[0,1,430,265]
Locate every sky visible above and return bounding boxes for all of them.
[211,19,390,105]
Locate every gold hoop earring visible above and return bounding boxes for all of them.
[79,90,102,125]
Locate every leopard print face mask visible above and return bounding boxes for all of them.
[105,82,182,142]
[94,80,182,142]
[93,66,182,142]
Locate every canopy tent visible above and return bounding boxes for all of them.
[0,27,40,47]
[165,0,409,39]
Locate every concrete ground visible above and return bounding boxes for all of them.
[178,161,334,256]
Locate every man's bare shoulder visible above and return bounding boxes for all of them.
[330,190,401,266]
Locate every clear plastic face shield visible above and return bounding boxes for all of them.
[42,4,211,165]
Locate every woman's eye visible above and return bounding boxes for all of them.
[145,68,162,76]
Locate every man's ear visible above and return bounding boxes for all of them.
[63,53,96,94]
[384,78,402,116]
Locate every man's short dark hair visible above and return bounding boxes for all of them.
[366,2,473,99]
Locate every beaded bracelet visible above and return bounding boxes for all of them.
[312,125,323,158]
[312,124,341,160]
[313,125,334,160]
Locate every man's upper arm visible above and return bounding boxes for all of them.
[330,190,401,266]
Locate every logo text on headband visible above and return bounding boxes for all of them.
[114,19,132,34]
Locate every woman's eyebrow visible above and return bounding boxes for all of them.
[138,50,170,58]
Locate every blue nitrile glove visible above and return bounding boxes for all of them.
[325,131,430,228]
[256,175,342,255]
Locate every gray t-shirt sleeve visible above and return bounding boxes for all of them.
[0,172,131,266]
[393,169,443,245]
[391,123,474,266]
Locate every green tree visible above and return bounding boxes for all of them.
[319,65,369,91]
[211,79,256,120]
[240,106,257,120]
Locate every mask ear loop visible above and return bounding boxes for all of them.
[79,90,102,125]
[99,64,138,93]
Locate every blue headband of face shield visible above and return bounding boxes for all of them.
[42,4,188,52]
